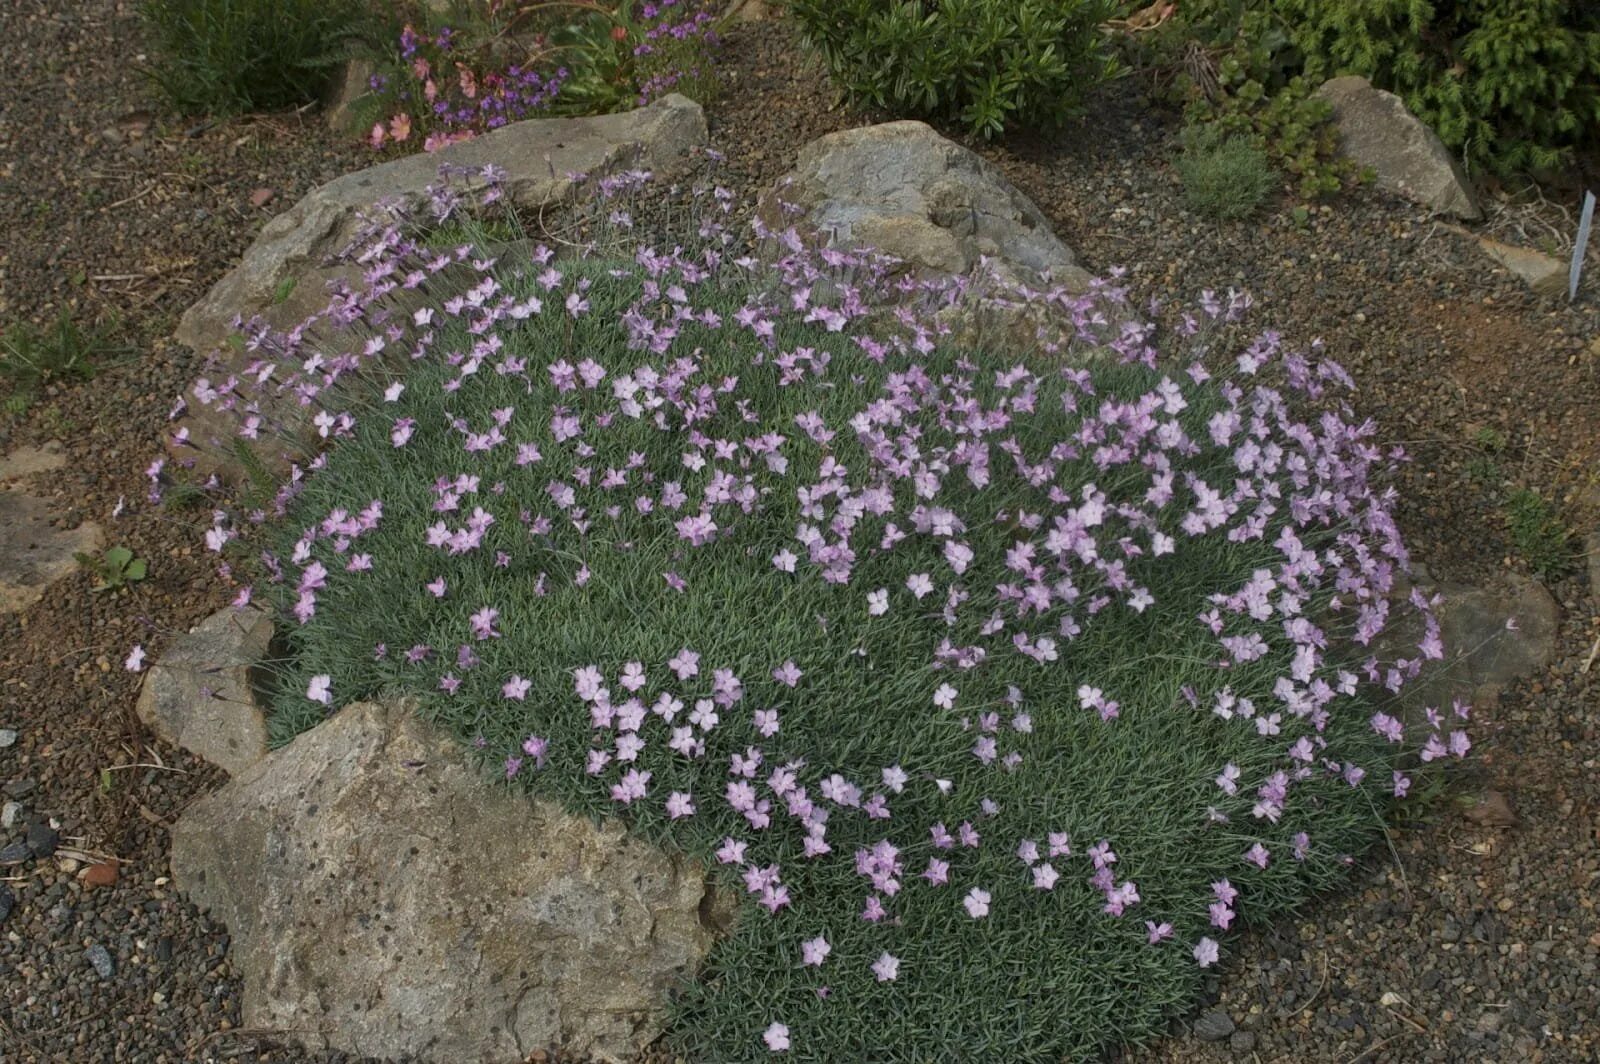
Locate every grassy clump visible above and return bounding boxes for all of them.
[1504,488,1574,578]
[174,175,1454,1062]
[1175,124,1277,219]
[1,310,123,413]
[140,0,368,115]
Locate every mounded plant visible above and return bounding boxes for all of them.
[1175,123,1278,218]
[791,0,1123,138]
[155,171,1461,1061]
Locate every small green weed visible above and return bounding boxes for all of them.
[1503,488,1574,578]
[0,310,123,400]
[1175,124,1277,219]
[75,546,149,593]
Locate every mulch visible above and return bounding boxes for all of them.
[1,6,1596,1063]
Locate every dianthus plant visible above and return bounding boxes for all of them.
[161,166,1461,1062]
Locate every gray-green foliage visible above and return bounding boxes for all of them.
[1175,124,1278,219]
[790,0,1123,139]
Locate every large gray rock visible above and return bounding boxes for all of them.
[170,699,723,1064]
[761,120,1090,292]
[0,489,100,615]
[177,94,708,360]
[136,606,272,776]
[1314,76,1481,221]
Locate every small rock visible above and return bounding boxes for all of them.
[58,856,80,874]
[1478,237,1568,299]
[25,820,58,858]
[3,778,36,799]
[0,729,16,748]
[1193,1009,1236,1041]
[156,935,173,963]
[1463,788,1519,828]
[0,883,12,923]
[0,801,22,829]
[1229,1029,1256,1054]
[84,860,119,888]
[249,187,276,209]
[0,840,32,865]
[85,943,115,980]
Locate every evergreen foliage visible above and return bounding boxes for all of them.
[790,0,1122,139]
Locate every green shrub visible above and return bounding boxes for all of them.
[140,0,368,115]
[1129,0,1600,179]
[791,0,1122,138]
[1175,124,1277,218]
[1282,0,1600,177]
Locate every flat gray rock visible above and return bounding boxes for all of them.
[171,699,724,1064]
[0,490,100,615]
[1315,76,1481,221]
[136,606,273,776]
[1478,237,1568,298]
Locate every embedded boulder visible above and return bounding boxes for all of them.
[1382,572,1561,723]
[760,120,1090,293]
[170,698,724,1064]
[135,605,272,776]
[1314,76,1482,221]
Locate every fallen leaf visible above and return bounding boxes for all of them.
[249,187,275,209]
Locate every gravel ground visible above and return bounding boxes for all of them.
[2,7,1597,1063]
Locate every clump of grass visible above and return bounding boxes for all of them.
[1175,124,1277,220]
[1504,488,1574,578]
[0,310,123,412]
[161,172,1461,1062]
[139,0,368,115]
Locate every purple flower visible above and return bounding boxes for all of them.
[963,888,991,919]
[763,1022,790,1052]
[306,674,332,705]
[1194,937,1220,968]
[800,935,830,967]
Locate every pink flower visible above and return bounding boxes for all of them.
[763,1022,790,1052]
[388,112,412,143]
[932,683,958,710]
[963,887,991,918]
[666,791,696,819]
[871,951,899,982]
[772,660,803,687]
[1194,937,1220,968]
[306,674,332,705]
[502,675,531,700]
[1145,921,1174,944]
[124,645,146,672]
[1032,863,1059,890]
[801,935,830,967]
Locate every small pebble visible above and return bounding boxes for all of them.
[25,821,59,858]
[0,728,16,748]
[0,840,32,865]
[1192,1010,1235,1042]
[2,779,35,799]
[0,882,13,924]
[0,800,21,828]
[86,943,115,980]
